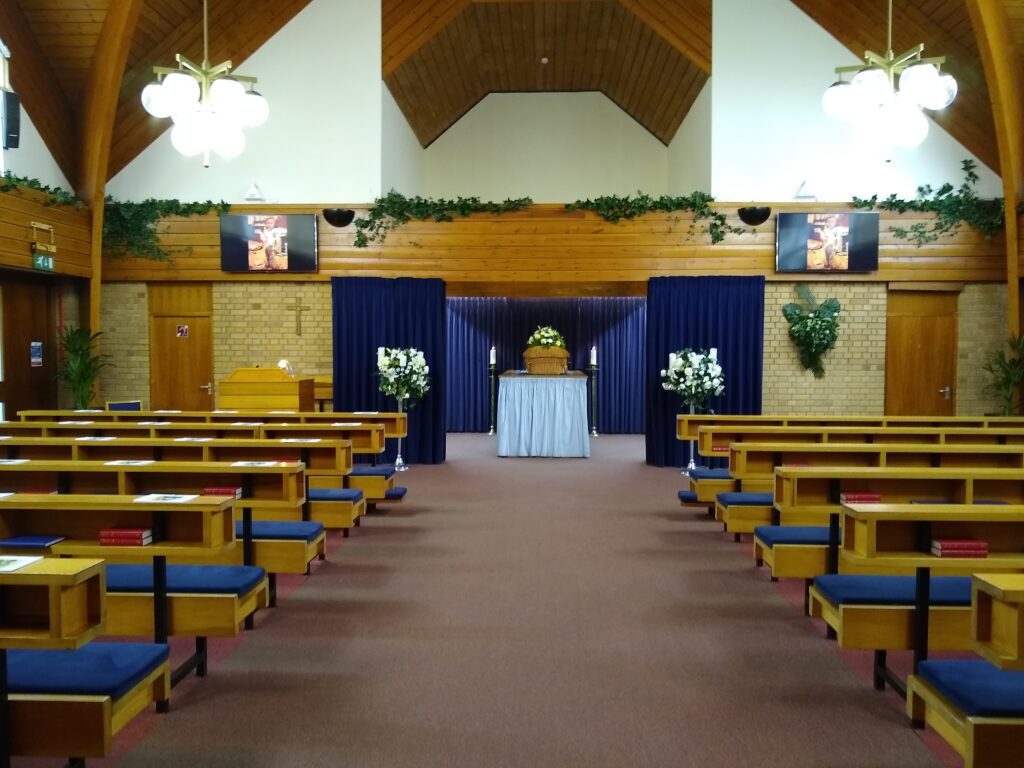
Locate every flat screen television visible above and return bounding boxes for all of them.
[220,213,318,272]
[776,212,879,273]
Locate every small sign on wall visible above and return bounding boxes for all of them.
[176,325,189,338]
[29,341,42,367]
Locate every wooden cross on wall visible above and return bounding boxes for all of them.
[285,296,311,336]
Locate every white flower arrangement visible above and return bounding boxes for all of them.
[526,325,567,348]
[660,347,724,409]
[376,346,431,404]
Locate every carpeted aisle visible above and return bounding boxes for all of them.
[114,434,942,767]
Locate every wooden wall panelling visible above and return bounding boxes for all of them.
[0,189,92,278]
[99,204,1008,294]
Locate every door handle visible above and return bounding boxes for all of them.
[938,386,952,400]
[199,382,212,394]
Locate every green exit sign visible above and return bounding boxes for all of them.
[32,254,54,271]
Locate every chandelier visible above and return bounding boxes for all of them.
[821,0,957,151]
[140,0,269,167]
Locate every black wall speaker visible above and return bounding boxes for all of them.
[2,90,20,149]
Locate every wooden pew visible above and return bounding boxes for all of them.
[0,420,263,440]
[676,413,1024,443]
[806,502,1024,695]
[18,408,408,439]
[730,441,1024,494]
[2,558,171,763]
[905,572,1024,767]
[697,425,1024,459]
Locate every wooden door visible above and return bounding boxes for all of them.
[0,273,57,416]
[885,291,958,415]
[149,284,213,410]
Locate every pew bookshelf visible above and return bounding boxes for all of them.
[18,408,408,438]
[259,422,386,455]
[697,426,1024,459]
[0,557,105,650]
[971,573,1024,670]
[0,458,306,512]
[0,434,352,480]
[774,466,1024,528]
[677,414,1024,442]
[0,421,263,440]
[729,442,1024,494]
[0,493,236,561]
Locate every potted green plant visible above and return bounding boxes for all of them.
[57,327,110,409]
[983,334,1024,415]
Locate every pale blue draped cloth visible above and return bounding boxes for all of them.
[497,373,590,457]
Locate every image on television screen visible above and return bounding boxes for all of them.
[220,214,318,272]
[776,212,879,273]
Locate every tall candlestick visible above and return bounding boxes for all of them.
[489,346,496,366]
[590,346,597,366]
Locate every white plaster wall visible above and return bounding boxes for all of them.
[667,82,711,194]
[381,84,423,196]
[710,0,1001,202]
[2,108,71,191]
[422,92,668,202]
[107,0,382,204]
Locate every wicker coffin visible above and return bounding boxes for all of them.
[523,345,569,374]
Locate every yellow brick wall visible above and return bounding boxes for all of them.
[762,282,887,414]
[98,283,150,407]
[212,283,334,399]
[957,283,1008,415]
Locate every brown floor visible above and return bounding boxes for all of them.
[102,434,944,767]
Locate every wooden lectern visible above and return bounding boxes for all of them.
[216,367,315,411]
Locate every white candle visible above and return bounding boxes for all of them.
[590,346,597,366]
[489,346,496,365]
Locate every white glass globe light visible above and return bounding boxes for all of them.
[170,123,207,156]
[240,91,269,128]
[161,71,200,112]
[851,67,891,108]
[884,96,929,148]
[921,73,957,110]
[210,77,246,111]
[822,81,857,122]
[141,82,173,118]
[898,63,939,106]
[211,123,245,160]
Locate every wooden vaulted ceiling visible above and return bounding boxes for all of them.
[2,0,1024,189]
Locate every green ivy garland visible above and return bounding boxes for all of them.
[782,284,841,379]
[103,198,230,260]
[851,159,1004,246]
[565,191,741,244]
[353,191,533,247]
[0,171,84,208]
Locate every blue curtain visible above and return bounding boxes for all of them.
[446,297,646,433]
[331,277,446,464]
[645,276,764,467]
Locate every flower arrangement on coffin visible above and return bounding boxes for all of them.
[661,347,725,411]
[782,284,841,378]
[376,347,431,405]
[524,325,569,374]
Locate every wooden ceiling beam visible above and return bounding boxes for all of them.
[965,0,1024,335]
[0,0,77,182]
[618,0,711,74]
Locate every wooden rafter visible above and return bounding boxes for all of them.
[965,0,1024,334]
[618,0,711,74]
[383,0,471,78]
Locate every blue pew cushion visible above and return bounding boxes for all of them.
[814,574,972,606]
[7,642,169,698]
[384,487,407,501]
[678,490,699,504]
[308,488,363,503]
[717,492,774,507]
[688,468,732,481]
[235,520,324,542]
[754,525,831,547]
[919,660,1024,717]
[107,564,266,595]
[351,466,395,478]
